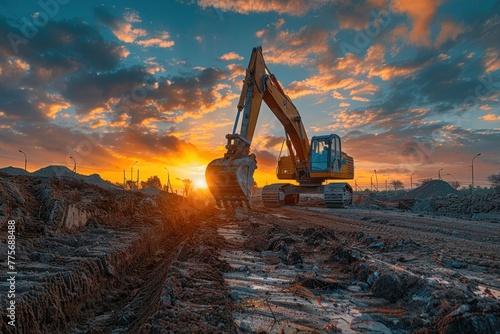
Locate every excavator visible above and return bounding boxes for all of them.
[205,46,354,208]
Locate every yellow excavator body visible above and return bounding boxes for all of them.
[205,47,354,208]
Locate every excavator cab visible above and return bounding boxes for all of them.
[309,134,347,176]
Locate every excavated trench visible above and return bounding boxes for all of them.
[0,174,212,334]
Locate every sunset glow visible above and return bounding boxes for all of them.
[0,1,499,190]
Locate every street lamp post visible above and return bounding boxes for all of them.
[131,161,138,181]
[70,156,76,173]
[471,153,481,193]
[374,169,379,191]
[410,173,414,190]
[438,168,443,180]
[18,150,27,171]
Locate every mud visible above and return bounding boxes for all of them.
[1,171,499,333]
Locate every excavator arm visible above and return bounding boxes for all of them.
[205,47,310,207]
[236,47,309,165]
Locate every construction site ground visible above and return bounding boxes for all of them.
[1,173,499,333]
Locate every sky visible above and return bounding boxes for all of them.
[0,0,499,191]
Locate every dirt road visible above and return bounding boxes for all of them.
[1,174,499,333]
[218,204,500,333]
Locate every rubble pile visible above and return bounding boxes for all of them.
[424,193,500,218]
[405,180,458,199]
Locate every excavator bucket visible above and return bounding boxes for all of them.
[205,155,257,208]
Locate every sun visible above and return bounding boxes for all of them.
[194,178,208,189]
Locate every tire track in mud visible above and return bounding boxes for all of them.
[70,226,197,334]
[255,206,500,291]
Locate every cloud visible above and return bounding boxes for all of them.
[391,0,444,46]
[256,19,329,66]
[261,135,285,149]
[219,51,244,61]
[196,0,329,16]
[334,0,389,30]
[253,149,278,170]
[94,6,147,43]
[137,33,175,48]
[63,66,149,114]
[0,17,128,73]
[480,113,500,121]
[484,48,500,73]
[434,20,466,47]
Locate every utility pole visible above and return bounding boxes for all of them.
[471,153,481,193]
[411,173,414,190]
[374,169,379,191]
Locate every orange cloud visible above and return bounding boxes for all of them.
[480,113,500,121]
[391,0,444,46]
[484,49,500,73]
[112,24,147,43]
[197,0,328,16]
[219,52,244,61]
[434,21,465,47]
[137,37,174,48]
[137,32,174,48]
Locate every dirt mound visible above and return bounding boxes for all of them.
[405,180,457,199]
[0,166,30,176]
[1,165,120,190]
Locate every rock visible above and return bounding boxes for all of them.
[348,285,362,292]
[357,282,370,291]
[230,291,239,301]
[370,242,386,249]
[451,304,471,317]
[117,314,131,326]
[351,314,393,334]
[372,274,405,303]
[331,245,354,264]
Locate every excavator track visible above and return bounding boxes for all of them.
[262,183,299,207]
[324,183,353,208]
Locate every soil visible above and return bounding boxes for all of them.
[1,171,499,333]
